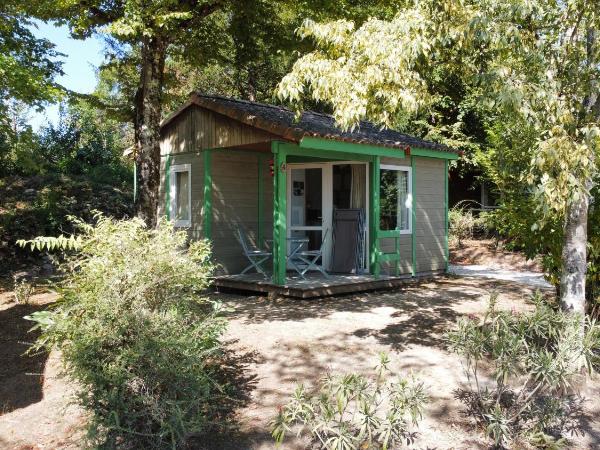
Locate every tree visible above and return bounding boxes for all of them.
[22,1,228,225]
[0,3,63,129]
[23,0,405,226]
[277,0,600,315]
[37,100,132,185]
[0,2,63,174]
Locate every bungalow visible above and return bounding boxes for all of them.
[158,93,460,297]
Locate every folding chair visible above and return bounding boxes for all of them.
[294,229,330,279]
[236,229,272,279]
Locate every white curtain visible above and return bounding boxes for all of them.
[350,164,366,210]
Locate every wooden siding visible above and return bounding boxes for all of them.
[414,157,445,272]
[378,155,445,275]
[211,151,273,274]
[160,105,277,155]
[157,152,205,240]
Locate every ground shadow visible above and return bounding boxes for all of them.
[217,277,537,325]
[0,301,49,413]
[218,277,538,353]
[185,339,260,450]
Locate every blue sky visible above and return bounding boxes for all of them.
[28,20,105,130]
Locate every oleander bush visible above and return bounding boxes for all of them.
[447,292,600,448]
[271,353,428,449]
[22,215,232,449]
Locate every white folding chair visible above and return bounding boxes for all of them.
[294,229,330,279]
[236,229,272,279]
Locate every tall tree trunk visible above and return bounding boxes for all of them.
[560,190,590,314]
[134,36,166,227]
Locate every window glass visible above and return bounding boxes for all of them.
[380,168,410,231]
[175,170,189,221]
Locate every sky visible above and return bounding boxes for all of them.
[28,20,105,130]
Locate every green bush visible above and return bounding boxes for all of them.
[24,216,230,449]
[447,293,600,448]
[271,353,428,449]
[449,201,484,247]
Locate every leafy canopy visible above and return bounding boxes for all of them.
[278,0,600,221]
[0,4,63,129]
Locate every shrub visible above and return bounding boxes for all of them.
[447,293,600,448]
[23,215,230,449]
[13,275,34,304]
[449,201,484,248]
[271,353,428,449]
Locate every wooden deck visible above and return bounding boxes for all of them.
[212,272,435,299]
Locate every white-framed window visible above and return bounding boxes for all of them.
[379,164,412,234]
[170,164,191,227]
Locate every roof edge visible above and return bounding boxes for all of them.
[160,92,460,155]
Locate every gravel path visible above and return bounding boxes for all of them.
[449,264,553,289]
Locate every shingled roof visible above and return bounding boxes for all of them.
[161,93,457,154]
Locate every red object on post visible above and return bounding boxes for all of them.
[269,158,274,177]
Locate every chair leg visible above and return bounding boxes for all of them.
[241,256,271,279]
[287,257,306,279]
[299,254,330,278]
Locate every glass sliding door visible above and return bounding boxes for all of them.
[288,166,324,255]
[332,163,368,272]
[287,162,369,273]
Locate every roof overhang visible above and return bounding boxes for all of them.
[160,92,461,159]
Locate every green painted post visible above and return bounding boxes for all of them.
[165,155,171,220]
[411,156,417,277]
[203,150,212,239]
[369,156,381,277]
[445,159,449,272]
[257,154,265,247]
[272,142,287,285]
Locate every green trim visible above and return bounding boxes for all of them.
[133,161,137,203]
[272,142,288,285]
[410,147,459,160]
[160,148,269,158]
[165,155,171,220]
[376,229,404,239]
[411,156,417,277]
[280,142,372,162]
[395,237,400,276]
[369,156,381,276]
[378,252,401,264]
[445,159,449,272]
[203,150,212,239]
[300,137,406,159]
[257,154,266,247]
[287,155,346,163]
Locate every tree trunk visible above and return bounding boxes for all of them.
[560,190,590,314]
[134,36,167,227]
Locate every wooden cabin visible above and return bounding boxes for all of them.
[158,93,459,297]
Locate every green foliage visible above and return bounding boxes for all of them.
[12,275,33,304]
[26,216,231,449]
[271,353,428,449]
[448,293,600,448]
[18,233,82,252]
[0,174,133,275]
[0,3,63,129]
[448,201,485,248]
[36,101,133,186]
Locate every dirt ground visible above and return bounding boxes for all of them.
[0,276,598,449]
[450,238,543,271]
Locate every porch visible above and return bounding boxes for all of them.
[213,271,437,299]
